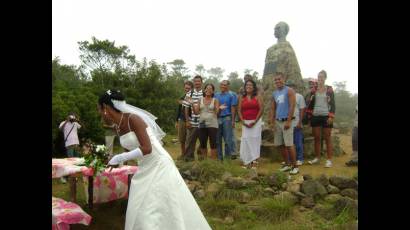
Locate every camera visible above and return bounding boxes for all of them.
[69,115,76,122]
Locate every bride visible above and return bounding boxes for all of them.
[98,89,211,230]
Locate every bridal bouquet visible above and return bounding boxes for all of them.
[82,142,111,175]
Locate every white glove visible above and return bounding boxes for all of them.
[108,148,144,165]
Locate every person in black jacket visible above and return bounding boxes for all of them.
[305,70,336,168]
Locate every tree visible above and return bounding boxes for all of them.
[195,64,206,77]
[78,37,132,73]
[167,59,189,77]
[207,67,224,81]
[227,71,243,93]
[332,81,357,126]
[244,68,253,75]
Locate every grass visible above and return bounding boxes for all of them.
[53,129,357,229]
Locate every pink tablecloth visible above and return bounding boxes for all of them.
[82,166,138,204]
[52,158,138,204]
[52,197,91,230]
[52,158,87,178]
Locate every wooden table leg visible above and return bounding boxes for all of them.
[69,176,77,203]
[128,174,132,194]
[88,176,94,209]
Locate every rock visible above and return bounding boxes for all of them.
[292,175,305,184]
[226,177,247,189]
[303,174,313,181]
[313,204,335,220]
[333,197,358,218]
[340,188,358,200]
[317,174,329,187]
[301,196,315,208]
[191,163,201,178]
[269,172,288,188]
[299,206,308,212]
[246,169,259,181]
[206,182,220,194]
[301,180,327,199]
[286,182,301,193]
[264,187,275,195]
[194,189,206,199]
[221,172,233,181]
[187,183,196,193]
[274,191,298,205]
[223,216,234,224]
[260,142,282,161]
[261,128,275,143]
[329,176,358,190]
[181,170,192,180]
[281,183,288,190]
[324,194,343,204]
[244,180,258,187]
[326,184,340,194]
[293,191,307,199]
[238,192,251,204]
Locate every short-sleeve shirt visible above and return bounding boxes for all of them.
[59,121,81,147]
[214,91,237,117]
[182,88,203,127]
[293,93,306,125]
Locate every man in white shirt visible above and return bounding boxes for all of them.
[59,114,82,158]
[285,80,306,165]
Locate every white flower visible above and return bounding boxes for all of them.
[96,145,106,152]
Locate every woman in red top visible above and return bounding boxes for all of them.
[238,79,263,169]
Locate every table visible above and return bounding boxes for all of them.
[52,158,138,209]
[52,196,92,230]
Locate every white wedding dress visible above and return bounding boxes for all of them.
[120,127,211,230]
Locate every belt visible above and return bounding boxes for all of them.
[220,114,232,118]
[276,117,295,121]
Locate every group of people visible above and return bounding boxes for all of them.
[176,75,240,162]
[175,74,265,169]
[175,69,358,176]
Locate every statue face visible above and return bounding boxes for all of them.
[274,22,288,39]
[274,25,281,39]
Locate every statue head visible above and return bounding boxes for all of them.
[274,21,289,42]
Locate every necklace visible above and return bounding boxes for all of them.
[115,113,124,134]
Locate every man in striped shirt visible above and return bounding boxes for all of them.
[183,75,204,161]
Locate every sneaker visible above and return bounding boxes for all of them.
[281,161,286,165]
[60,177,67,184]
[345,160,358,166]
[325,160,333,168]
[308,158,320,165]
[296,160,304,166]
[289,167,299,175]
[279,165,292,172]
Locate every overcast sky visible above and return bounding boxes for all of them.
[52,0,358,93]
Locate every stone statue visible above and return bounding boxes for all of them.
[262,21,306,121]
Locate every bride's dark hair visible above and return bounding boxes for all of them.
[98,89,125,113]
